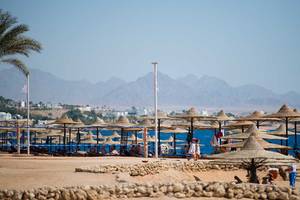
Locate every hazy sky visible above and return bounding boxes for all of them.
[1,0,300,94]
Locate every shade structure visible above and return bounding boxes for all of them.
[143,110,169,120]
[51,115,79,150]
[111,116,135,127]
[128,134,143,142]
[214,110,233,121]
[171,107,213,119]
[210,136,295,160]
[268,124,295,136]
[220,129,291,150]
[81,138,99,144]
[170,107,213,144]
[222,124,287,140]
[90,117,108,127]
[265,105,300,118]
[224,121,255,132]
[52,115,78,125]
[160,127,188,134]
[137,119,155,128]
[104,137,120,145]
[111,131,121,138]
[264,104,300,147]
[236,111,280,121]
[160,135,185,143]
[71,119,85,128]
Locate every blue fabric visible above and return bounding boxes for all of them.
[289,172,296,188]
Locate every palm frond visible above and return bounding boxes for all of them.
[0,10,17,36]
[0,24,29,44]
[0,36,42,57]
[1,58,29,76]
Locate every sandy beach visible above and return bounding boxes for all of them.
[0,154,295,191]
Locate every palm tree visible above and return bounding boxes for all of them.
[0,10,42,155]
[0,9,42,74]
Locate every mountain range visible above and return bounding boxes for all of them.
[0,67,299,110]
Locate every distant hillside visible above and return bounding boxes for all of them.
[0,68,299,108]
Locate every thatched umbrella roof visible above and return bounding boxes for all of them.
[111,131,121,138]
[265,104,300,119]
[137,119,155,128]
[268,124,296,136]
[52,115,78,125]
[224,120,255,129]
[90,117,108,127]
[220,129,291,150]
[104,137,120,145]
[112,116,135,127]
[160,135,185,143]
[72,119,85,128]
[210,136,295,160]
[160,127,188,134]
[214,110,232,121]
[222,124,286,140]
[235,111,280,122]
[171,107,213,119]
[143,111,169,120]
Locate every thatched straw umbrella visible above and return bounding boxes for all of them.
[143,111,169,149]
[52,115,78,151]
[110,116,135,154]
[90,117,108,152]
[264,104,300,147]
[171,107,213,144]
[290,108,300,147]
[235,111,280,129]
[213,110,233,132]
[209,135,296,183]
[160,127,188,154]
[224,120,255,133]
[222,124,286,140]
[220,128,291,150]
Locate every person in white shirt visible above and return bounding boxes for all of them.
[188,138,200,161]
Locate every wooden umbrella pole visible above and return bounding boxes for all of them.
[173,132,176,155]
[96,127,99,153]
[286,117,289,147]
[143,127,148,158]
[63,124,66,151]
[294,121,297,148]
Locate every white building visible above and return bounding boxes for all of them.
[0,112,12,120]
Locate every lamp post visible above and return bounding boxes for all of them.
[26,74,30,155]
[152,62,158,158]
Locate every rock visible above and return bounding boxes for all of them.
[290,195,300,200]
[235,193,244,199]
[137,186,146,194]
[243,190,253,199]
[267,192,278,200]
[202,191,213,197]
[194,184,203,192]
[174,192,186,198]
[173,183,184,193]
[277,192,289,200]
[213,184,226,197]
[260,192,268,200]
[87,190,99,200]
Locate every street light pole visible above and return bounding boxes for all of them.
[26,74,30,155]
[152,62,158,158]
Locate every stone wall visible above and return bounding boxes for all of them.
[75,161,244,176]
[0,181,299,200]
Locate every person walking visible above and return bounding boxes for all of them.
[188,138,200,161]
[286,163,297,189]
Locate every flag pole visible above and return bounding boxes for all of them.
[26,74,30,155]
[152,62,158,158]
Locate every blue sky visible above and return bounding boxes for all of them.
[1,0,300,94]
